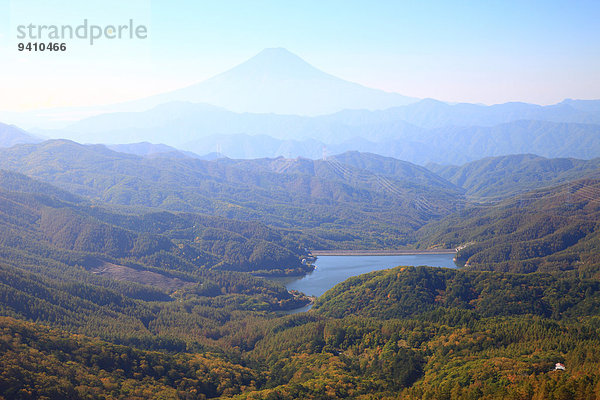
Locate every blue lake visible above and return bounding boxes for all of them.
[274,254,458,299]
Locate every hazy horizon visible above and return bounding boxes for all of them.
[1,0,599,112]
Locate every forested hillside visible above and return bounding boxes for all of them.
[0,144,599,399]
[418,177,600,274]
[0,316,260,399]
[4,264,600,399]
[304,266,600,399]
[0,170,311,274]
[314,266,600,320]
[0,171,321,354]
[0,140,464,247]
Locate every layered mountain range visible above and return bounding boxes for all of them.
[1,48,598,166]
[0,140,598,274]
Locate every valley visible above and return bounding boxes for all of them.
[0,140,598,398]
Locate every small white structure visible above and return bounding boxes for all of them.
[554,363,566,371]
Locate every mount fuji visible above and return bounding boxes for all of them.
[140,47,417,115]
[1,48,418,130]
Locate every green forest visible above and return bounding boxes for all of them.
[3,266,600,399]
[0,146,599,399]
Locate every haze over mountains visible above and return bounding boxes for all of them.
[0,48,417,130]
[139,47,418,115]
[0,122,41,147]
[0,48,597,166]
[37,105,600,164]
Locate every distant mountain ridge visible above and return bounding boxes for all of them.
[107,142,202,159]
[1,48,598,165]
[24,94,597,165]
[371,98,600,129]
[0,122,41,148]
[50,97,600,142]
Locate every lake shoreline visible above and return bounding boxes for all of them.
[274,254,458,300]
[310,249,456,256]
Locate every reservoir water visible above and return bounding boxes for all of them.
[275,253,458,299]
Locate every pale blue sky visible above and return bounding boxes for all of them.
[1,0,599,110]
